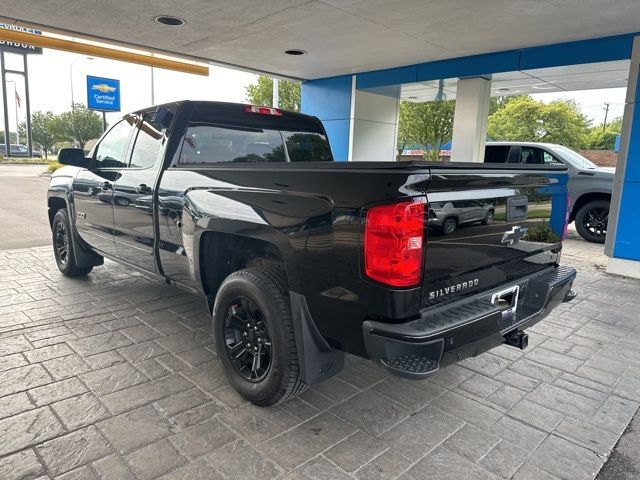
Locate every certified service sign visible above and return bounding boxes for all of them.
[86,76,121,112]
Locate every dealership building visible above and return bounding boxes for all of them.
[0,1,639,277]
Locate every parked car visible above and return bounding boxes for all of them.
[0,144,43,157]
[485,142,614,243]
[428,200,494,234]
[48,101,576,406]
[0,144,29,157]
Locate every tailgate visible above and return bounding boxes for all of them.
[422,164,568,308]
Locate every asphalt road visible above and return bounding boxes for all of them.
[0,164,52,249]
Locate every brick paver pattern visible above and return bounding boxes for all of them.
[0,228,638,480]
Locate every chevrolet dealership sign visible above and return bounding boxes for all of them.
[0,24,43,54]
[87,75,121,112]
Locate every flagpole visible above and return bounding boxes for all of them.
[13,83,19,145]
[7,80,18,145]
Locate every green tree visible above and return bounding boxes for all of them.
[489,95,526,115]
[397,100,456,161]
[23,112,61,159]
[0,131,18,145]
[245,76,301,112]
[34,112,58,158]
[488,96,589,148]
[585,116,622,150]
[51,103,103,150]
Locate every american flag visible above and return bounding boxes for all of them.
[15,90,21,109]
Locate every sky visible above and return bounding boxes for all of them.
[0,48,628,139]
[2,48,258,133]
[532,88,626,126]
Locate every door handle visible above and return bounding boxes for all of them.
[135,184,152,194]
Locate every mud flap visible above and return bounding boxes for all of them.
[290,291,344,385]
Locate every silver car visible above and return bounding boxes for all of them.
[428,200,495,234]
[485,142,614,243]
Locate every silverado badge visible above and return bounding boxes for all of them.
[428,279,480,300]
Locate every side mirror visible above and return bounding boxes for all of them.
[57,148,89,167]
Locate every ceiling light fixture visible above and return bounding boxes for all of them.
[284,49,306,56]
[154,15,186,26]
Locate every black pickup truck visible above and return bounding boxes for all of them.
[48,101,576,406]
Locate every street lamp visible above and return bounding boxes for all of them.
[69,56,93,106]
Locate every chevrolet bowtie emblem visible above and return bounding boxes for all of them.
[92,84,116,93]
[501,226,528,245]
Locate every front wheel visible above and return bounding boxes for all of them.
[212,267,307,406]
[575,200,609,244]
[52,209,93,277]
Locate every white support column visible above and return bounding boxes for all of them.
[351,87,401,161]
[605,35,640,278]
[450,77,491,163]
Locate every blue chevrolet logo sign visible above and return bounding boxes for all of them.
[86,75,121,112]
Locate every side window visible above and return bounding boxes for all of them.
[282,131,332,162]
[543,151,563,165]
[129,115,165,169]
[521,147,544,165]
[94,119,133,168]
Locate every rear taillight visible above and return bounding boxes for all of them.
[562,194,571,241]
[244,105,282,116]
[364,200,425,287]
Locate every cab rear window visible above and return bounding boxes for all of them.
[484,145,510,163]
[179,123,332,164]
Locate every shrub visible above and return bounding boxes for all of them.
[47,161,63,173]
[524,221,561,243]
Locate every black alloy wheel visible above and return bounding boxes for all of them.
[51,209,94,276]
[575,200,609,244]
[212,267,307,406]
[54,220,69,267]
[223,296,273,382]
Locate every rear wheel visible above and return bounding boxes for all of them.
[482,210,494,225]
[212,267,307,406]
[575,200,609,244]
[52,209,93,277]
[443,217,457,235]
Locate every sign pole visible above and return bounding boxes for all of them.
[0,51,11,157]
[23,53,32,157]
[102,112,106,132]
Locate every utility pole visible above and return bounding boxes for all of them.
[602,103,610,132]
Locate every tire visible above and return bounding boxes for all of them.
[114,197,130,206]
[443,217,457,235]
[52,209,93,277]
[575,200,609,244]
[481,210,494,225]
[212,267,307,406]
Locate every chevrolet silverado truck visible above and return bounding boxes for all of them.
[48,101,576,406]
[485,141,614,243]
